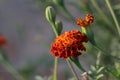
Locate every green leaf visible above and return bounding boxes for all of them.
[97,67,104,74]
[96,74,104,80]
[69,57,86,72]
[55,21,63,35]
[91,65,96,72]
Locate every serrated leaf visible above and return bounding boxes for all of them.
[48,76,52,80]
[91,65,96,71]
[68,77,76,80]
[96,74,104,80]
[88,71,92,75]
[35,76,44,80]
[97,67,104,74]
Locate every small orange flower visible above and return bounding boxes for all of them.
[85,14,94,24]
[51,30,88,59]
[76,18,86,27]
[0,36,6,47]
[76,14,94,27]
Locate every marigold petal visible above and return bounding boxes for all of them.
[76,14,94,27]
[85,14,94,23]
[51,30,88,59]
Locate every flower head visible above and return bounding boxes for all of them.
[0,36,6,47]
[51,30,88,59]
[76,14,94,27]
[85,14,94,24]
[76,18,86,27]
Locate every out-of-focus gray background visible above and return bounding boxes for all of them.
[0,0,52,66]
[0,0,86,80]
[0,0,53,79]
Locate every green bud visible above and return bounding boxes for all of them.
[45,6,56,23]
[53,0,64,6]
[55,21,63,35]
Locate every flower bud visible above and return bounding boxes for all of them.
[55,21,63,35]
[45,6,56,23]
[53,0,64,6]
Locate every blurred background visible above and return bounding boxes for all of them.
[0,0,120,80]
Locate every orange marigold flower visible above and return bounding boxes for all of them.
[76,14,94,27]
[51,30,88,59]
[0,36,6,47]
[76,18,86,27]
[85,14,94,24]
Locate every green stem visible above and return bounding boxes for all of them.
[53,57,58,80]
[50,22,59,37]
[50,22,59,80]
[0,54,24,80]
[66,59,79,80]
[105,0,120,36]
[81,27,120,61]
[90,39,120,61]
[105,67,120,80]
[92,41,120,61]
[69,57,94,79]
[69,57,86,72]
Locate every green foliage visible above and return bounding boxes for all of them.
[1,0,120,80]
[88,53,104,80]
[35,75,52,80]
[46,6,56,23]
[55,21,63,35]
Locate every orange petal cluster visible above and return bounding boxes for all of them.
[51,30,88,59]
[0,36,6,47]
[76,14,94,27]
